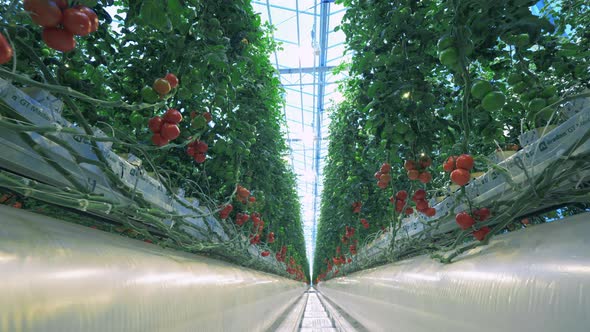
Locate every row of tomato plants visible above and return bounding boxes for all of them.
[0,0,309,281]
[313,0,590,283]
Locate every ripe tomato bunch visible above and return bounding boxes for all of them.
[275,245,287,262]
[349,243,357,255]
[24,0,100,52]
[455,207,491,241]
[235,212,249,226]
[391,190,413,215]
[444,154,474,186]
[237,185,255,204]
[186,139,208,163]
[153,73,179,97]
[404,155,432,184]
[351,201,362,213]
[219,204,233,219]
[411,189,436,217]
[149,109,182,146]
[267,231,275,244]
[360,218,369,229]
[0,33,13,64]
[374,162,392,189]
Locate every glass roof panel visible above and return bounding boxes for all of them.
[251,0,348,275]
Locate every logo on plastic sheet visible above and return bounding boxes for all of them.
[539,141,548,152]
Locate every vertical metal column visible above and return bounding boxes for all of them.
[311,0,331,282]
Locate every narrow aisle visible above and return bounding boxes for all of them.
[299,289,337,332]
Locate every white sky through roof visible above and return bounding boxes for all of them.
[251,0,349,275]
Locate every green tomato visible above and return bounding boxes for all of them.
[439,48,459,67]
[130,112,144,127]
[422,93,436,106]
[481,91,506,112]
[512,81,528,94]
[528,98,547,112]
[471,80,493,100]
[515,33,530,47]
[141,86,159,103]
[541,85,557,98]
[507,73,522,85]
[395,122,410,135]
[404,130,417,143]
[437,35,455,51]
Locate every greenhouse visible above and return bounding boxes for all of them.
[0,0,589,331]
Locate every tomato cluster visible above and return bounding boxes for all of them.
[360,218,369,229]
[267,231,275,244]
[351,201,362,213]
[0,33,13,64]
[24,0,99,52]
[275,245,287,262]
[455,208,492,241]
[236,185,255,204]
[444,154,474,186]
[190,111,213,130]
[152,73,178,97]
[374,162,392,189]
[404,156,432,184]
[186,140,208,163]
[471,80,506,112]
[219,204,233,219]
[148,109,182,146]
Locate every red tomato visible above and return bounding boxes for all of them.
[195,140,208,153]
[395,199,405,212]
[76,6,99,32]
[472,226,491,241]
[42,28,76,52]
[443,156,456,172]
[379,173,392,183]
[153,78,171,96]
[28,0,63,27]
[202,112,212,122]
[395,190,408,201]
[419,155,432,168]
[413,189,426,201]
[425,207,436,217]
[404,160,416,171]
[418,171,432,184]
[473,208,491,221]
[456,154,474,171]
[407,169,420,180]
[151,133,169,147]
[12,202,23,209]
[148,116,163,133]
[380,162,391,174]
[455,212,475,230]
[404,207,414,215]
[374,171,382,180]
[62,8,92,36]
[186,146,196,156]
[450,168,470,186]
[194,153,206,163]
[261,251,270,257]
[521,218,530,225]
[54,0,68,9]
[416,199,429,211]
[0,32,13,64]
[377,180,388,189]
[163,108,183,124]
[160,123,180,140]
[164,73,179,88]
[249,196,256,203]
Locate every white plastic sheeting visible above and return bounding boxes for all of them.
[0,205,306,332]
[318,213,590,332]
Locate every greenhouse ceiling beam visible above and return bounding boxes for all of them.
[278,66,335,74]
[252,1,318,16]
[311,0,332,262]
[265,0,295,170]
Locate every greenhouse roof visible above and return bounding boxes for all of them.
[251,0,349,270]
